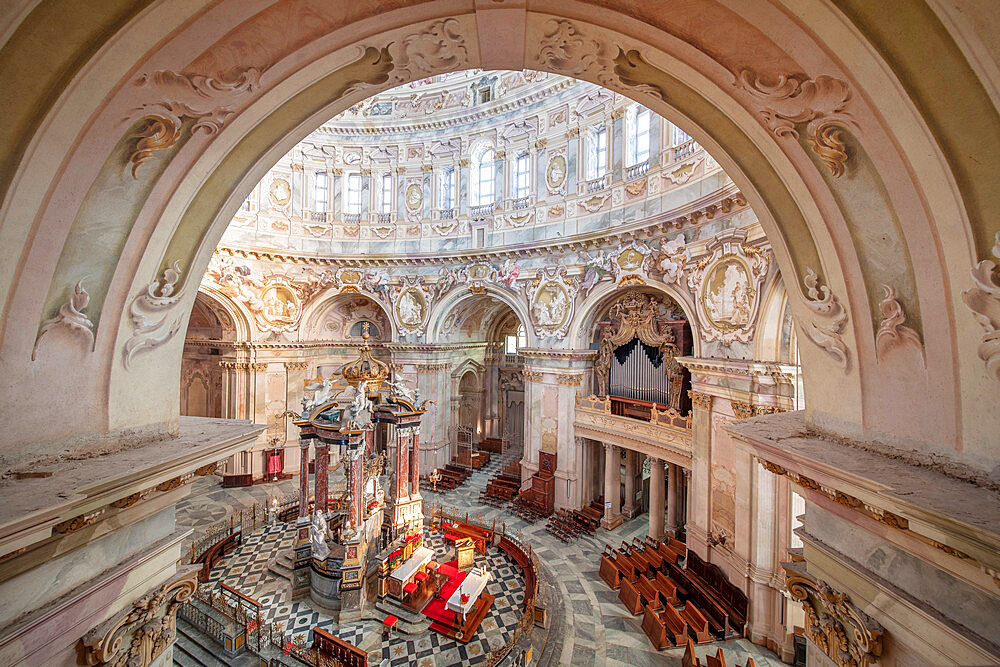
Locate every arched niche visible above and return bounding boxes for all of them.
[301,290,394,342]
[428,285,531,346]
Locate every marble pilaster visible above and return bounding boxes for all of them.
[648,456,665,541]
[602,443,622,529]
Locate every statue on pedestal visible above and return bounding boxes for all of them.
[310,511,330,561]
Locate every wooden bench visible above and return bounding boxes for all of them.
[654,571,680,606]
[637,575,663,611]
[682,638,699,667]
[662,603,689,645]
[656,541,680,564]
[706,647,727,667]
[681,602,712,643]
[618,578,645,615]
[641,604,671,650]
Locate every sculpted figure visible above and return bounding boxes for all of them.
[594,338,614,397]
[310,511,330,561]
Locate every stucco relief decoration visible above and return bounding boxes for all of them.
[608,240,652,287]
[125,67,264,177]
[506,210,534,228]
[546,153,568,195]
[735,69,855,178]
[81,567,197,667]
[256,278,302,333]
[32,279,95,360]
[463,261,496,295]
[336,268,364,293]
[269,177,291,208]
[387,19,470,84]
[524,265,578,340]
[962,232,1000,382]
[687,230,768,345]
[392,276,431,336]
[875,284,923,362]
[123,262,188,368]
[538,19,615,88]
[579,192,611,213]
[663,156,704,185]
[654,234,688,285]
[801,268,850,370]
[782,561,883,667]
[579,249,611,296]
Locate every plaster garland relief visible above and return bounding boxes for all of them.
[962,231,1000,382]
[875,284,923,362]
[31,278,95,360]
[123,262,188,369]
[799,268,850,371]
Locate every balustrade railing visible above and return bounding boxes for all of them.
[470,202,496,217]
[373,212,392,225]
[306,210,328,223]
[583,173,611,194]
[437,207,456,219]
[575,393,692,432]
[344,213,361,224]
[625,161,649,180]
[672,139,699,161]
[509,196,531,211]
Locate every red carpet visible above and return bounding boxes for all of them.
[421,560,466,627]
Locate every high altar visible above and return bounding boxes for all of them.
[289,324,433,622]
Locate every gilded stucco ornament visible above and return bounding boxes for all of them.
[31,278,94,360]
[875,284,923,362]
[800,268,850,370]
[546,153,568,195]
[961,231,1000,382]
[81,567,198,667]
[687,230,769,345]
[734,69,854,178]
[123,262,188,369]
[607,240,652,287]
[126,67,265,177]
[524,265,578,340]
[782,561,883,667]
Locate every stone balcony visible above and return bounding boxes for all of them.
[573,394,692,468]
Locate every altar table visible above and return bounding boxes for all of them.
[446,568,491,620]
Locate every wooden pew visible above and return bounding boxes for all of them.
[637,575,663,611]
[656,541,680,564]
[669,537,688,557]
[681,638,699,667]
[706,648,727,667]
[661,603,689,645]
[681,602,712,643]
[641,604,671,650]
[654,571,680,606]
[599,555,621,590]
[618,578,644,615]
[616,553,639,582]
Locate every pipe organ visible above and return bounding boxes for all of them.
[609,339,671,405]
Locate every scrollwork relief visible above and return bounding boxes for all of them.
[123,262,188,369]
[800,268,850,370]
[734,69,854,178]
[538,20,614,87]
[782,561,883,667]
[961,231,1000,382]
[32,278,95,360]
[875,284,923,362]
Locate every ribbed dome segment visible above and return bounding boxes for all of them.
[338,322,389,392]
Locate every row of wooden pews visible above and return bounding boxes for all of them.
[599,533,746,650]
[508,493,549,523]
[681,638,757,667]
[544,498,604,543]
[479,458,522,507]
[477,437,504,453]
[420,462,473,493]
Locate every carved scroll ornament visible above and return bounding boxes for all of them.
[735,69,855,178]
[32,278,95,360]
[800,268,850,370]
[962,231,1000,382]
[782,561,883,667]
[81,567,198,667]
[875,284,923,362]
[123,262,188,369]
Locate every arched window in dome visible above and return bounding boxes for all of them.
[345,173,362,214]
[349,320,380,339]
[626,105,651,167]
[671,123,692,147]
[471,145,495,207]
[585,124,608,180]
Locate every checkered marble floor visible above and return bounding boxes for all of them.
[203,521,527,666]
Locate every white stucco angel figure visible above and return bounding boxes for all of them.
[310,511,330,561]
[302,376,336,414]
[497,259,521,288]
[364,269,391,301]
[385,378,416,403]
[656,234,688,285]
[580,250,610,294]
[348,381,374,425]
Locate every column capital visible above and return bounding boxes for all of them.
[689,390,713,410]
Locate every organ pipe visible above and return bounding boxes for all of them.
[609,337,670,404]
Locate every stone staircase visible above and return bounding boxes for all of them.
[173,618,258,667]
[372,596,432,635]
